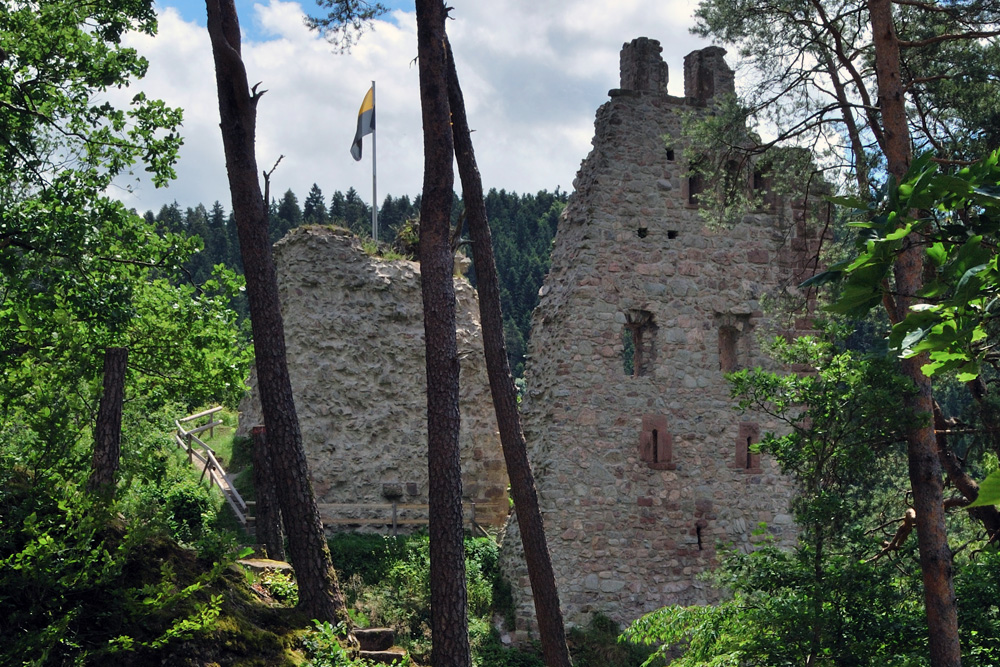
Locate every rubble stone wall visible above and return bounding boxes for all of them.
[239,226,509,529]
[500,38,817,637]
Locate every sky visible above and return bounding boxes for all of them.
[112,0,712,215]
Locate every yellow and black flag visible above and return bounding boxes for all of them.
[350,86,375,161]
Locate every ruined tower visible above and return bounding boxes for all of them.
[500,39,817,636]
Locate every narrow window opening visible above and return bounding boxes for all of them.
[640,415,674,470]
[719,325,738,373]
[633,326,644,376]
[622,327,635,375]
[666,147,675,161]
[637,226,649,239]
[623,310,656,377]
[696,524,703,551]
[687,172,704,206]
[753,167,776,210]
[735,422,761,472]
[667,230,678,239]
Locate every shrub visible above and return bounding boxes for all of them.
[570,614,660,667]
[302,620,384,667]
[328,532,410,586]
[163,480,215,543]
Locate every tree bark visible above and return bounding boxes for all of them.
[252,425,285,561]
[869,1,961,664]
[414,2,470,665]
[932,404,1000,543]
[444,37,572,667]
[88,346,128,496]
[205,0,345,623]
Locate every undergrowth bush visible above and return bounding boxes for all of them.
[302,620,386,667]
[569,614,661,667]
[163,479,215,542]
[0,462,244,665]
[333,531,543,666]
[261,570,299,605]
[328,532,411,586]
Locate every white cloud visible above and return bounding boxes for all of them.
[114,0,710,216]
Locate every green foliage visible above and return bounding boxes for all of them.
[623,546,926,667]
[305,0,388,51]
[0,0,250,505]
[0,457,246,665]
[340,533,504,662]
[570,614,659,667]
[969,468,1000,507]
[729,333,913,530]
[163,480,215,543]
[471,625,545,667]
[811,150,1000,382]
[328,533,412,586]
[623,330,949,666]
[302,620,384,667]
[260,570,299,606]
[0,0,181,188]
[955,551,1000,661]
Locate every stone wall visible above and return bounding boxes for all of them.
[500,39,818,637]
[238,226,509,529]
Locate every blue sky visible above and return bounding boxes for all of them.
[159,0,415,41]
[115,0,708,215]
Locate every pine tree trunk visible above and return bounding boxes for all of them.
[252,425,285,561]
[443,37,572,667]
[868,1,961,663]
[415,2,471,665]
[206,0,345,624]
[88,346,128,496]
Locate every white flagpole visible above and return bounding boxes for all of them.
[371,80,378,241]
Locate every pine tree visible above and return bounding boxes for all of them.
[303,183,328,224]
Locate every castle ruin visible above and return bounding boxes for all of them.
[238,226,510,529]
[499,38,819,636]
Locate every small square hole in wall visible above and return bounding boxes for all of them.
[666,147,675,161]
[667,230,678,239]
[637,226,649,238]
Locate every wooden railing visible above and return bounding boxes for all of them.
[174,407,251,527]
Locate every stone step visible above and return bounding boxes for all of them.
[359,648,408,665]
[354,627,395,652]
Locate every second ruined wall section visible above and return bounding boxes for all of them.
[239,226,509,529]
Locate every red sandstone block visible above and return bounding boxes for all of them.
[637,497,653,507]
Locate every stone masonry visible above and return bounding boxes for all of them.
[499,38,819,636]
[238,226,509,529]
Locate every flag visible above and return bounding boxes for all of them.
[351,86,375,161]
